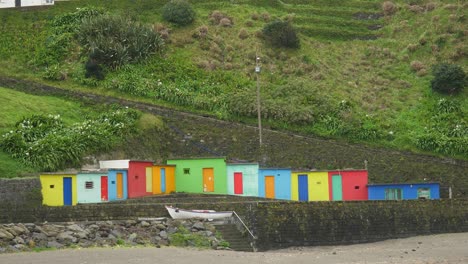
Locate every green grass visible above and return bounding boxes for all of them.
[0,0,466,160]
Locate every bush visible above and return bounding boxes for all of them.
[162,0,196,26]
[431,63,466,94]
[262,20,300,49]
[78,14,164,69]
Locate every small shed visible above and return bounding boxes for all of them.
[227,162,259,197]
[107,169,128,201]
[0,0,54,8]
[151,164,176,195]
[291,171,329,201]
[167,157,227,194]
[328,170,368,201]
[367,182,440,200]
[258,168,291,200]
[76,171,108,204]
[40,173,77,206]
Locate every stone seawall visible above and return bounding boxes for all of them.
[1,198,467,251]
[0,178,42,207]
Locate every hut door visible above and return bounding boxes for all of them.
[332,175,343,201]
[203,168,214,192]
[117,173,123,199]
[298,175,309,201]
[265,176,275,199]
[146,167,153,193]
[15,0,21,7]
[161,168,166,193]
[234,172,243,194]
[101,176,108,201]
[63,177,72,206]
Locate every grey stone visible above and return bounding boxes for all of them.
[0,247,6,253]
[127,233,138,243]
[192,222,205,231]
[155,223,166,230]
[0,230,14,240]
[13,224,29,235]
[47,241,64,249]
[166,227,178,234]
[3,227,18,236]
[74,231,88,239]
[67,224,85,233]
[87,224,100,231]
[125,220,137,227]
[110,229,123,238]
[13,236,25,244]
[42,225,64,237]
[204,231,213,237]
[159,231,168,240]
[24,223,36,232]
[32,232,48,242]
[57,231,77,244]
[140,221,150,227]
[159,239,169,246]
[105,221,114,226]
[78,239,94,248]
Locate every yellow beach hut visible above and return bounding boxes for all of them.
[40,173,77,206]
[291,171,330,202]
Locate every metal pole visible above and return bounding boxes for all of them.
[255,52,262,146]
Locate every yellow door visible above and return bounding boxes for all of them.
[146,167,153,193]
[203,168,214,192]
[117,173,123,199]
[265,176,275,199]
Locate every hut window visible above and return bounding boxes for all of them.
[85,181,94,189]
[135,175,139,179]
[317,181,321,184]
[111,181,115,184]
[355,186,360,189]
[184,168,190,174]
[50,185,54,189]
[385,188,402,200]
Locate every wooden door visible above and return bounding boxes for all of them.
[203,168,214,192]
[146,167,153,193]
[101,176,108,201]
[161,168,166,193]
[332,175,343,201]
[234,172,243,194]
[117,173,123,199]
[265,176,275,199]
[298,175,309,201]
[63,177,72,206]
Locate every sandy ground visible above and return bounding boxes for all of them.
[1,233,467,264]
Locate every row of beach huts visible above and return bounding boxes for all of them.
[40,157,440,206]
[0,0,54,9]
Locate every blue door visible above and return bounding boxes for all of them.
[63,177,72,206]
[298,175,309,201]
[160,168,166,193]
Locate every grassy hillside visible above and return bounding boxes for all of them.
[0,87,90,177]
[0,0,466,161]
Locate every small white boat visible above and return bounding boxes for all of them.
[165,205,233,220]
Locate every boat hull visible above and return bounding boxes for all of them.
[165,206,232,220]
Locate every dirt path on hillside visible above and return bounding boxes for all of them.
[1,232,467,264]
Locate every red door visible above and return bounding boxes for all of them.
[234,172,243,194]
[101,176,108,201]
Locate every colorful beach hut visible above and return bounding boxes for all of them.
[99,160,154,199]
[328,170,368,201]
[40,173,77,206]
[167,157,227,194]
[76,171,109,204]
[107,169,128,201]
[258,168,291,200]
[151,165,176,195]
[291,171,330,201]
[227,162,259,197]
[367,182,440,200]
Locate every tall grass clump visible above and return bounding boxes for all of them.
[78,14,165,69]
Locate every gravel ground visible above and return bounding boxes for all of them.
[1,232,467,264]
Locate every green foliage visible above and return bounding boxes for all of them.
[0,109,139,171]
[262,20,300,49]
[169,226,211,248]
[78,14,164,69]
[431,63,466,95]
[162,0,196,26]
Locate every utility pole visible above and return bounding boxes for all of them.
[255,51,262,147]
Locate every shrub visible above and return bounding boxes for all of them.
[219,17,232,27]
[410,60,425,72]
[262,20,300,49]
[162,0,196,26]
[78,14,164,69]
[238,28,249,39]
[431,63,466,94]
